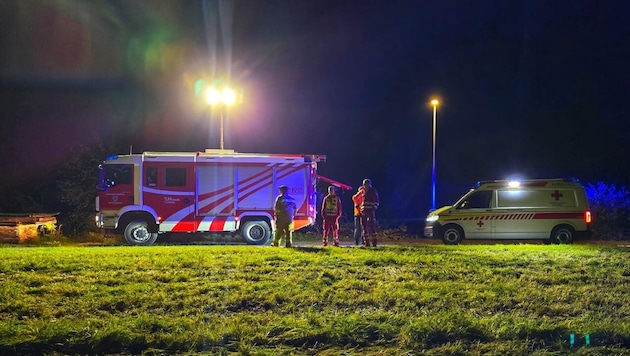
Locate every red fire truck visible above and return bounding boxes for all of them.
[95,149,338,246]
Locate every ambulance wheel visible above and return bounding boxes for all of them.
[550,225,575,244]
[441,224,464,245]
[124,220,158,246]
[241,220,271,245]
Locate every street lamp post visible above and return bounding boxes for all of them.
[430,99,439,211]
[205,87,236,150]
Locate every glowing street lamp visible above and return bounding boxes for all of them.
[430,99,439,211]
[205,87,236,150]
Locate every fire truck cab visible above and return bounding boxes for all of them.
[95,149,326,246]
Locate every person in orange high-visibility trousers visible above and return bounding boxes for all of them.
[360,179,380,247]
[352,186,365,246]
[321,186,343,246]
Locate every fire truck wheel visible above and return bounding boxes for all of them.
[124,220,158,246]
[441,224,464,245]
[240,220,271,245]
[550,225,575,244]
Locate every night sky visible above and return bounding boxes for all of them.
[1,0,629,219]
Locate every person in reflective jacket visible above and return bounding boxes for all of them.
[352,186,365,246]
[273,185,297,247]
[321,186,342,246]
[360,179,380,247]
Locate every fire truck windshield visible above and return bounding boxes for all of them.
[97,164,132,191]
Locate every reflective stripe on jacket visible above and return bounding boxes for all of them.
[322,194,342,217]
[361,187,379,212]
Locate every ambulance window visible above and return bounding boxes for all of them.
[458,190,492,209]
[497,189,577,208]
[146,167,158,186]
[498,189,532,208]
[165,168,186,187]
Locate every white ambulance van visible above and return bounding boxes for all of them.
[423,179,592,244]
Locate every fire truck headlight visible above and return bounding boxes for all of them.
[426,215,439,223]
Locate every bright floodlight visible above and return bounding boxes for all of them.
[205,88,221,105]
[221,88,236,106]
[431,99,439,106]
[205,87,235,106]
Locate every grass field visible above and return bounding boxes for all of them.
[1,236,629,355]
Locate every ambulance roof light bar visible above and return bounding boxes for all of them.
[508,181,520,188]
[472,178,580,189]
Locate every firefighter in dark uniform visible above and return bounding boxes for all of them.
[273,185,297,247]
[360,179,380,247]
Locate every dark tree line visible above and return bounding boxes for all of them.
[0,140,116,236]
[584,182,630,240]
[2,140,630,240]
[56,141,114,235]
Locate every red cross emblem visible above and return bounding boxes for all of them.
[477,220,484,228]
[551,190,563,201]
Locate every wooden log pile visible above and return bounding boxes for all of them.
[0,213,58,243]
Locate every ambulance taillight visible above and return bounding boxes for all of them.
[584,211,592,224]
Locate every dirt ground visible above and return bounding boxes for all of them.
[121,223,630,248]
[300,225,630,247]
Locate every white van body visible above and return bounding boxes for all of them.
[424,179,592,244]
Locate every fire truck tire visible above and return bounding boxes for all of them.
[441,224,464,245]
[240,220,271,245]
[550,225,574,244]
[124,220,158,246]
